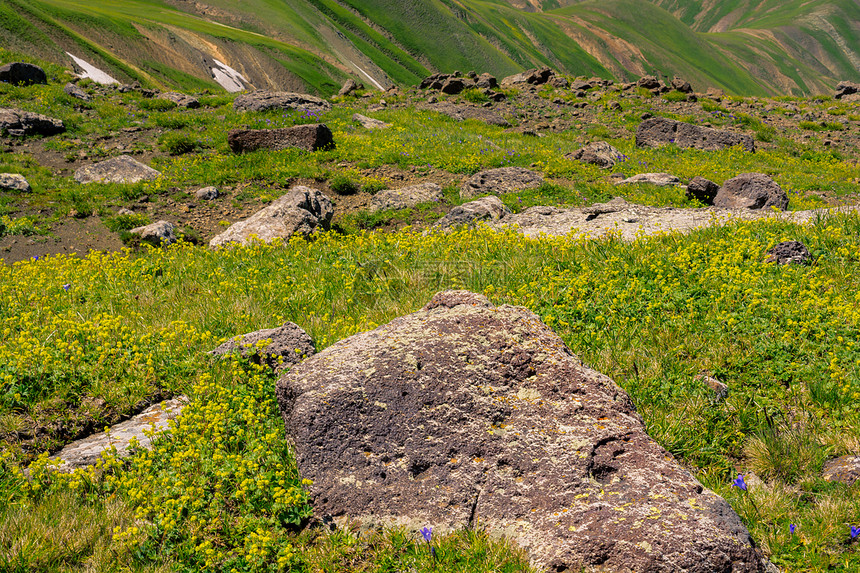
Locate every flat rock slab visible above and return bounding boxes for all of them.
[822,455,860,485]
[63,82,91,102]
[129,220,176,245]
[277,291,763,572]
[227,124,334,153]
[233,91,331,115]
[0,107,65,136]
[636,117,755,152]
[210,322,315,370]
[617,172,680,186]
[435,195,512,229]
[566,141,623,169]
[352,113,390,130]
[461,167,543,199]
[74,155,161,184]
[369,182,443,213]
[427,103,510,127]
[49,397,186,472]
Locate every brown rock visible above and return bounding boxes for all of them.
[636,75,662,90]
[338,79,363,96]
[352,113,390,130]
[765,240,812,265]
[835,81,860,100]
[276,291,765,572]
[474,73,498,90]
[233,91,331,114]
[671,76,693,93]
[227,124,334,153]
[0,62,47,86]
[440,77,473,95]
[63,82,91,102]
[210,322,315,370]
[500,67,554,87]
[636,117,755,152]
[369,182,443,213]
[686,176,720,205]
[0,107,65,136]
[74,156,161,184]
[427,103,510,127]
[566,141,623,169]
[159,92,200,108]
[617,173,680,187]
[460,167,543,198]
[714,173,788,210]
[822,455,860,485]
[435,196,512,229]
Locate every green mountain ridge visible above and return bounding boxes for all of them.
[1,0,858,96]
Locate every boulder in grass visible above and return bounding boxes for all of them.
[74,156,161,184]
[227,124,334,153]
[671,76,693,93]
[685,176,720,205]
[822,455,860,485]
[765,240,812,265]
[277,290,767,572]
[460,167,543,199]
[209,185,333,248]
[636,117,755,152]
[0,108,65,136]
[617,172,680,187]
[63,82,91,102]
[501,67,554,87]
[233,91,331,115]
[159,92,200,109]
[129,220,176,245]
[195,186,219,200]
[435,195,511,229]
[0,173,31,192]
[369,182,443,213]
[352,113,390,130]
[338,79,362,96]
[210,322,315,370]
[713,172,788,210]
[566,141,623,169]
[0,62,47,86]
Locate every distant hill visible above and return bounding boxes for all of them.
[1,0,858,96]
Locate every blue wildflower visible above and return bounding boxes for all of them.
[62,284,71,291]
[732,474,747,491]
[790,524,796,534]
[420,526,432,543]
[851,525,860,539]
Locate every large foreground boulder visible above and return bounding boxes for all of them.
[0,62,47,86]
[713,173,788,210]
[435,196,511,229]
[209,185,333,247]
[636,117,755,152]
[0,108,64,136]
[74,156,161,184]
[278,291,765,572]
[369,182,443,213]
[210,322,315,370]
[233,91,331,114]
[227,124,334,153]
[460,167,543,199]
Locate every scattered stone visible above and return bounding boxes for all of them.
[501,67,554,87]
[338,79,363,96]
[352,113,391,130]
[636,117,755,152]
[607,100,622,111]
[0,173,31,192]
[460,167,543,199]
[0,62,47,86]
[685,176,720,205]
[129,220,176,245]
[671,76,693,93]
[276,290,765,572]
[822,455,860,485]
[441,77,473,95]
[617,173,680,187]
[835,81,860,101]
[695,372,729,401]
[428,103,509,127]
[159,92,200,108]
[74,155,161,184]
[233,91,331,114]
[0,107,65,136]
[195,186,220,200]
[63,82,91,102]
[549,75,569,89]
[714,173,788,210]
[210,185,333,247]
[765,240,812,265]
[474,73,498,89]
[636,75,662,90]
[210,322,315,370]
[117,207,135,216]
[369,182,443,213]
[566,141,623,169]
[435,196,511,229]
[582,196,630,220]
[227,124,334,153]
[48,397,187,472]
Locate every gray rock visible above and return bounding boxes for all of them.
[210,322,315,370]
[369,182,443,213]
[714,173,788,210]
[0,62,47,86]
[276,290,764,572]
[0,173,31,192]
[129,220,176,245]
[549,75,569,89]
[582,196,630,220]
[501,67,554,86]
[63,82,91,102]
[460,167,543,199]
[636,117,755,152]
[209,185,333,247]
[835,81,860,100]
[474,73,498,90]
[195,186,220,200]
[440,77,473,95]
[233,91,331,114]
[428,103,510,127]
[671,76,693,93]
[822,455,860,485]
[352,113,391,130]
[0,107,65,136]
[227,124,334,153]
[765,240,812,265]
[435,196,512,229]
[695,373,729,401]
[74,156,161,184]
[566,141,623,169]
[419,73,456,90]
[636,75,662,90]
[617,172,680,187]
[686,176,720,205]
[159,92,200,108]
[338,79,362,96]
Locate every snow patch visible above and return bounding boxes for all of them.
[349,61,385,91]
[211,59,248,92]
[66,53,119,85]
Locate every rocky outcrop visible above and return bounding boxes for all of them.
[671,76,693,93]
[835,81,860,101]
[338,79,362,96]
[352,113,390,130]
[276,291,765,572]
[435,196,511,229]
[617,173,680,186]
[210,322,315,370]
[460,167,543,198]
[765,240,811,265]
[427,103,509,127]
[233,91,331,114]
[129,220,176,245]
[822,455,860,485]
[227,124,334,153]
[686,176,720,205]
[74,156,161,184]
[713,173,788,210]
[636,117,755,152]
[0,62,47,86]
[369,182,443,213]
[0,173,31,192]
[474,73,498,89]
[566,141,623,169]
[209,185,333,247]
[159,92,200,108]
[0,108,65,136]
[63,82,91,102]
[501,67,554,87]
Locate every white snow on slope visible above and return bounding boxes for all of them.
[66,53,119,85]
[212,59,248,92]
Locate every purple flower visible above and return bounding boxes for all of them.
[32,255,39,261]
[62,284,71,291]
[789,524,796,534]
[731,474,747,491]
[419,526,432,543]
[851,525,860,539]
